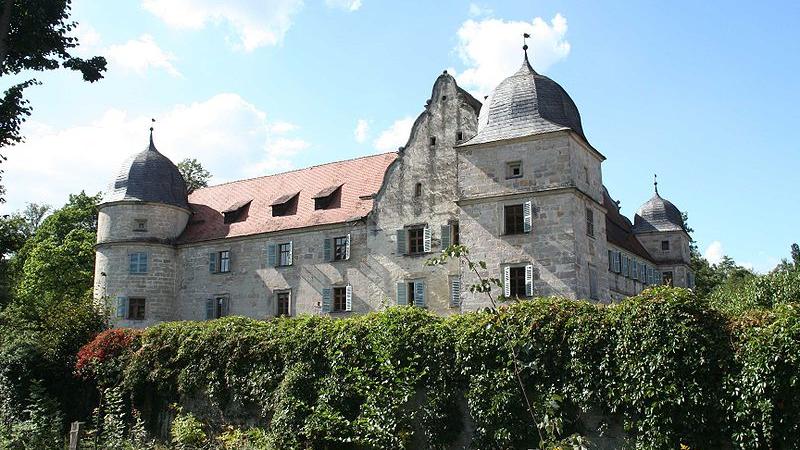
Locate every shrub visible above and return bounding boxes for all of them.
[76,328,142,382]
[171,412,207,449]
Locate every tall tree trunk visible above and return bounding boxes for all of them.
[0,0,13,69]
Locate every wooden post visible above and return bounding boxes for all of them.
[68,421,84,450]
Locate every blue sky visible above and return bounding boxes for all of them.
[3,0,799,272]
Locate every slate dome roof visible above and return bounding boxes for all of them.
[463,53,587,146]
[101,133,189,209]
[633,192,685,233]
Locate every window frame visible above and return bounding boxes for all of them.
[219,250,231,273]
[332,286,347,312]
[275,290,291,317]
[133,219,148,232]
[129,252,148,275]
[278,243,292,267]
[414,182,422,198]
[333,236,348,261]
[127,297,146,321]
[661,240,670,251]
[505,161,523,179]
[407,227,425,255]
[504,204,525,235]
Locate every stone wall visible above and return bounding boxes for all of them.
[96,202,189,243]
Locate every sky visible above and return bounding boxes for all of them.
[2,0,799,272]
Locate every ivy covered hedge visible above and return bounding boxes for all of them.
[86,287,800,449]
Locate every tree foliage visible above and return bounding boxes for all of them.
[177,158,211,193]
[0,0,107,201]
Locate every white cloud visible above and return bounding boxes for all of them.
[455,14,571,96]
[373,117,413,152]
[468,3,492,17]
[354,119,369,143]
[325,0,362,11]
[141,0,304,51]
[704,241,725,265]
[74,23,101,49]
[269,121,298,134]
[106,34,181,77]
[0,94,309,213]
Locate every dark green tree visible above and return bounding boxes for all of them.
[0,0,107,202]
[177,158,211,193]
[0,212,24,306]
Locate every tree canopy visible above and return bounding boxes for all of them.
[0,0,107,202]
[177,158,212,193]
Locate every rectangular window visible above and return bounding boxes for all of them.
[586,208,594,237]
[662,271,674,286]
[456,131,464,142]
[589,266,598,300]
[429,136,437,147]
[661,240,670,251]
[509,267,528,298]
[133,219,147,232]
[504,204,525,235]
[278,243,292,266]
[333,286,347,312]
[408,227,425,255]
[452,221,460,245]
[129,252,148,274]
[128,297,146,321]
[276,291,290,317]
[206,295,229,320]
[333,236,348,261]
[505,161,523,179]
[219,250,230,273]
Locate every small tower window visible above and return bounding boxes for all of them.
[456,131,464,142]
[429,136,437,148]
[586,208,594,237]
[414,182,422,198]
[133,219,148,232]
[661,240,670,251]
[506,161,523,179]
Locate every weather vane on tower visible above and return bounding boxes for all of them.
[654,173,659,194]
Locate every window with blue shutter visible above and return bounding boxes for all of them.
[323,238,332,261]
[209,252,218,272]
[449,277,461,308]
[413,280,425,307]
[441,224,451,249]
[396,229,407,255]
[277,242,292,266]
[267,244,277,267]
[116,296,128,319]
[396,282,407,305]
[321,288,332,313]
[205,298,214,319]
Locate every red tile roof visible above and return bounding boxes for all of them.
[177,152,398,244]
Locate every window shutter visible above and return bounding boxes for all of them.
[414,281,425,307]
[523,201,533,233]
[321,288,332,313]
[396,282,407,305]
[525,264,534,297]
[503,266,511,298]
[141,253,148,272]
[323,238,332,261]
[345,234,351,260]
[622,256,628,277]
[614,252,621,273]
[129,254,136,273]
[632,261,638,280]
[222,297,230,317]
[227,251,232,272]
[209,252,217,273]
[345,285,353,311]
[267,244,277,267]
[116,296,128,319]
[423,226,431,253]
[396,229,407,255]
[441,224,451,249]
[608,250,613,271]
[450,278,461,307]
[205,299,214,320]
[287,241,293,266]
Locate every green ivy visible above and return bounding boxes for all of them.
[82,288,800,449]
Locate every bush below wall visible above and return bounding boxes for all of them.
[80,287,800,449]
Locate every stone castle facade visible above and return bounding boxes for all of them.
[94,52,693,327]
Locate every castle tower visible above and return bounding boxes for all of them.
[93,128,190,327]
[457,47,609,307]
[632,180,693,288]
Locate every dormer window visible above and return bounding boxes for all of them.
[313,184,343,210]
[271,192,299,217]
[222,199,252,224]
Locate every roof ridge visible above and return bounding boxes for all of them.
[195,151,398,191]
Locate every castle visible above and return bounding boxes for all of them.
[94,49,693,327]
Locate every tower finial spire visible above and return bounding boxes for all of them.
[148,118,156,151]
[654,173,659,195]
[523,32,531,61]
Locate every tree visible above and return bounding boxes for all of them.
[0,213,24,306]
[19,202,49,237]
[0,0,107,202]
[177,158,211,193]
[773,243,800,273]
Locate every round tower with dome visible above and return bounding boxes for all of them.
[93,127,190,327]
[632,177,693,288]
